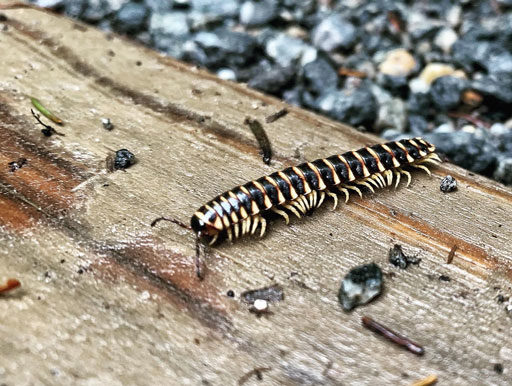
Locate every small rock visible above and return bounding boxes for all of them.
[113,2,149,35]
[471,75,512,104]
[64,0,86,18]
[315,83,377,128]
[439,274,451,282]
[440,175,458,192]
[241,285,284,304]
[252,299,268,312]
[338,262,383,311]
[33,0,65,7]
[434,28,458,53]
[426,131,498,175]
[81,0,114,22]
[375,97,407,133]
[430,76,468,111]
[240,0,277,26]
[494,158,512,185]
[114,149,136,170]
[101,118,113,130]
[248,65,295,95]
[217,68,236,81]
[186,29,257,68]
[265,33,310,68]
[388,244,421,269]
[191,0,239,17]
[312,14,357,52]
[408,115,430,135]
[418,63,461,86]
[149,12,190,37]
[378,49,416,77]
[302,57,338,94]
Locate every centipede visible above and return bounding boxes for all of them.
[191,137,441,245]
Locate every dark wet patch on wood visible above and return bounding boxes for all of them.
[0,98,90,231]
[90,238,232,331]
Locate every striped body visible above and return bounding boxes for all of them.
[191,138,441,244]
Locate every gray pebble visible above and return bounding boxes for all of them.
[440,175,457,193]
[338,262,383,311]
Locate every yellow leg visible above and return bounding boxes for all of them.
[300,195,310,211]
[293,199,306,214]
[226,227,233,242]
[251,215,260,234]
[394,170,401,188]
[413,164,431,175]
[385,170,393,186]
[272,208,290,224]
[317,191,326,208]
[339,187,350,203]
[209,234,218,246]
[374,173,386,188]
[259,217,267,237]
[358,180,375,193]
[400,169,412,187]
[233,222,239,239]
[327,191,338,210]
[366,174,382,189]
[284,203,302,218]
[344,184,363,198]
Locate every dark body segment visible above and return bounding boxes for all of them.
[355,148,380,175]
[282,167,306,195]
[386,142,409,165]
[312,159,336,187]
[342,152,365,179]
[326,155,350,183]
[399,139,421,160]
[296,164,320,191]
[244,181,266,212]
[233,187,253,213]
[256,176,280,206]
[269,172,293,201]
[370,144,395,170]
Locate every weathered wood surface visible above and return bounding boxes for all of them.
[0,4,511,385]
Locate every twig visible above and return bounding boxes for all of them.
[0,279,21,294]
[446,245,458,264]
[244,117,272,165]
[362,316,424,356]
[265,108,288,123]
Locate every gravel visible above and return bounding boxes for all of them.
[30,0,512,185]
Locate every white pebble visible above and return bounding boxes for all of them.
[253,299,268,311]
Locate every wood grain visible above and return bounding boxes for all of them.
[0,4,511,385]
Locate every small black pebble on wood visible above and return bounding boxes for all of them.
[338,263,383,311]
[440,175,457,193]
[493,363,503,374]
[439,274,451,282]
[227,290,235,297]
[388,244,421,269]
[8,158,27,172]
[114,149,136,170]
[101,118,114,130]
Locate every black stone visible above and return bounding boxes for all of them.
[338,262,383,311]
[248,65,295,95]
[113,2,149,35]
[303,57,338,95]
[114,149,136,170]
[440,175,457,193]
[430,76,468,112]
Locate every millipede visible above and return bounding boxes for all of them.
[191,137,441,245]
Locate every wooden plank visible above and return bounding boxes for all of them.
[0,4,511,385]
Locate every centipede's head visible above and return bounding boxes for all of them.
[191,208,222,239]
